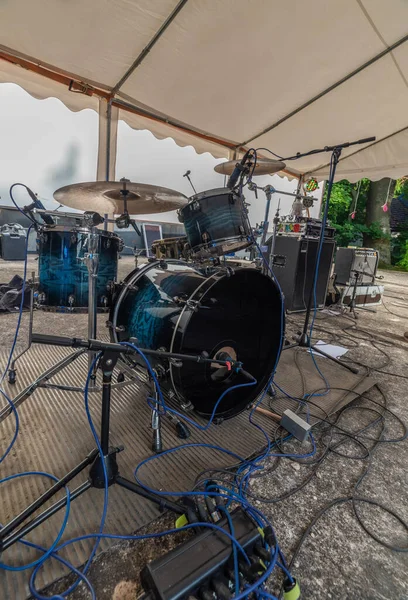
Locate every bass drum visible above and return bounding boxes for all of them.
[110,261,284,419]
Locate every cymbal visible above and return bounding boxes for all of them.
[54,181,188,215]
[214,157,286,176]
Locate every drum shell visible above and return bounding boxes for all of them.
[110,261,284,419]
[178,188,251,257]
[38,227,120,309]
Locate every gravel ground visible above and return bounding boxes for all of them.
[0,257,407,600]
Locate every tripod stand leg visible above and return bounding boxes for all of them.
[0,348,87,423]
[1,481,91,552]
[0,449,98,546]
[116,476,184,514]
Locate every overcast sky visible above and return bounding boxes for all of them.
[0,83,322,227]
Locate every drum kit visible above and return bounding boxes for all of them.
[2,158,289,437]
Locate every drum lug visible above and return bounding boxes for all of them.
[37,292,46,305]
[106,280,115,294]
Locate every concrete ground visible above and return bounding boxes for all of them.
[0,256,407,600]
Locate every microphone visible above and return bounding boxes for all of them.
[227,150,251,189]
[23,187,54,225]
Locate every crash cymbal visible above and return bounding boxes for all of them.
[54,180,188,215]
[214,157,286,176]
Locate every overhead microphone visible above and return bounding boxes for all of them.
[183,170,197,194]
[227,150,251,189]
[23,186,54,225]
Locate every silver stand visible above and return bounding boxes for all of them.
[7,272,36,385]
[150,376,163,454]
[260,185,273,247]
[84,232,99,384]
[267,201,281,273]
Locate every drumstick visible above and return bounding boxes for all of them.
[250,405,281,421]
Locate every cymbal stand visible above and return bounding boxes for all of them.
[84,231,99,385]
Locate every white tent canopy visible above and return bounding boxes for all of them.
[1,0,408,182]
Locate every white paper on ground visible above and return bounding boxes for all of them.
[308,340,349,360]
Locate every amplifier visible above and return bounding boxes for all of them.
[341,284,384,307]
[277,217,335,239]
[267,235,335,312]
[335,247,379,285]
[0,223,27,260]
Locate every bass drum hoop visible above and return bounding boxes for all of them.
[110,261,283,419]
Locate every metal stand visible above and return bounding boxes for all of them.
[84,232,99,384]
[283,146,359,374]
[150,375,163,453]
[7,273,36,385]
[2,228,139,422]
[0,347,184,557]
[346,270,360,319]
[267,200,281,273]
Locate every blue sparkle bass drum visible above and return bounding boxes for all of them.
[178,188,252,258]
[38,227,121,311]
[110,260,284,419]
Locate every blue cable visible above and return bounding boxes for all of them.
[0,533,96,600]
[0,471,71,571]
[122,341,258,431]
[14,221,294,597]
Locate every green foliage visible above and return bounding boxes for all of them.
[394,177,408,200]
[325,178,384,245]
[397,239,408,270]
[324,176,408,270]
[393,230,408,266]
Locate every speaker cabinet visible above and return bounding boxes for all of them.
[268,235,335,312]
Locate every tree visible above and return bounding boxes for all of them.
[363,178,395,265]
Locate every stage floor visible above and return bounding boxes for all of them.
[0,257,407,600]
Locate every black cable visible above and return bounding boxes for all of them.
[9,183,41,227]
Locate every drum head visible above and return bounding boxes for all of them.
[171,268,284,418]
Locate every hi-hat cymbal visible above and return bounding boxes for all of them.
[53,181,188,215]
[214,157,286,176]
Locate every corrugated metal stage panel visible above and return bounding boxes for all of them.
[0,344,373,599]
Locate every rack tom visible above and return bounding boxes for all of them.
[178,188,252,258]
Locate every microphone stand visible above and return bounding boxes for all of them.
[281,137,375,374]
